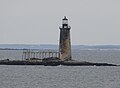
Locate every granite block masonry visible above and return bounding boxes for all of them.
[59,16,72,61]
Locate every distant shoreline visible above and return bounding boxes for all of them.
[1,44,120,50]
[0,48,37,50]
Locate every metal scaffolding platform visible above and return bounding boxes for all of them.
[22,49,59,60]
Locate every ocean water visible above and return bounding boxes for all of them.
[0,66,120,88]
[0,49,120,88]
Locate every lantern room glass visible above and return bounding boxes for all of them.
[62,16,68,24]
[62,20,68,24]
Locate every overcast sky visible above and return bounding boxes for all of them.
[0,0,120,45]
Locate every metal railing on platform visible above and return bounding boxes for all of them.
[22,49,59,60]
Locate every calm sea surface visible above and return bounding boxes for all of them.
[0,49,120,88]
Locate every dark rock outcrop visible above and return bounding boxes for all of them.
[0,58,119,66]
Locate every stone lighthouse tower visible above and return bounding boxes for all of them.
[59,16,72,61]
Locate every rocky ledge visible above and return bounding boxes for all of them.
[0,58,119,66]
